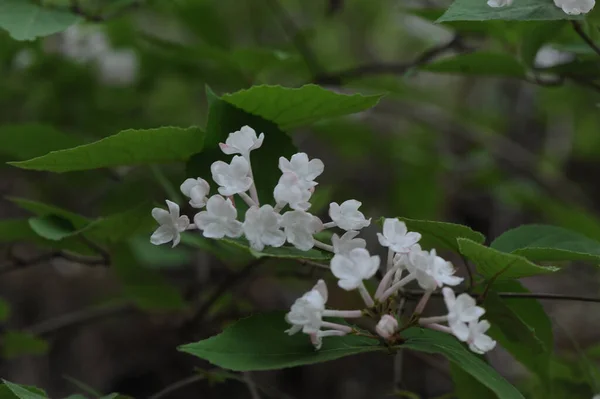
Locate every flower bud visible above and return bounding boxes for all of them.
[375,314,399,340]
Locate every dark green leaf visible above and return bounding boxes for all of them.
[9,127,205,172]
[520,21,567,66]
[28,215,78,241]
[224,237,332,261]
[179,312,381,371]
[438,0,583,21]
[1,331,49,359]
[491,224,600,263]
[0,124,85,161]
[450,363,496,398]
[458,238,559,279]
[7,198,90,229]
[0,299,9,322]
[0,0,80,41]
[421,53,527,78]
[0,381,47,399]
[86,203,155,243]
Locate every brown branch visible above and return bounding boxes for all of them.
[402,289,600,304]
[0,248,107,275]
[571,21,600,58]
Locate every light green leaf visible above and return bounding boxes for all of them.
[401,328,524,398]
[0,124,85,161]
[438,0,583,21]
[1,331,49,359]
[0,380,47,399]
[179,312,381,371]
[28,215,79,241]
[458,238,559,279]
[395,217,485,254]
[491,224,600,263]
[421,53,527,78]
[0,0,81,41]
[221,85,383,130]
[449,363,496,398]
[9,127,205,172]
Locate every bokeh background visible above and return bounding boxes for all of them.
[1,0,600,398]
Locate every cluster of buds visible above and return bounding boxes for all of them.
[150,125,496,354]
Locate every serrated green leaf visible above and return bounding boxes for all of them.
[9,127,205,172]
[0,0,81,41]
[28,215,78,241]
[438,0,583,21]
[0,124,85,161]
[179,312,381,371]
[0,380,47,399]
[401,328,524,398]
[395,217,485,254]
[421,53,527,78]
[491,224,600,263]
[221,85,383,130]
[1,331,49,359]
[458,238,558,279]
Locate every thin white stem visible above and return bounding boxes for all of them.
[243,372,261,399]
[247,154,260,206]
[273,203,285,213]
[379,274,416,302]
[358,282,375,308]
[414,290,433,314]
[323,309,362,318]
[321,321,352,333]
[425,323,453,335]
[186,224,197,230]
[419,315,448,325]
[239,191,257,208]
[323,221,336,229]
[386,248,394,272]
[318,329,347,337]
[375,263,402,300]
[314,240,334,253]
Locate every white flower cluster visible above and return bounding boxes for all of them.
[488,0,594,15]
[150,125,496,354]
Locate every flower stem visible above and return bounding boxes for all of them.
[424,323,452,335]
[247,154,260,206]
[375,263,402,299]
[322,321,353,333]
[358,282,375,308]
[387,248,394,271]
[314,240,334,252]
[379,274,416,302]
[419,315,448,325]
[239,192,257,208]
[323,221,336,229]
[323,309,363,318]
[414,289,433,315]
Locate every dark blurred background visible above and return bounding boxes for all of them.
[1,0,600,398]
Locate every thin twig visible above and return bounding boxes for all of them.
[148,375,204,399]
[461,255,474,291]
[571,21,600,58]
[243,372,262,399]
[0,249,107,275]
[402,289,600,304]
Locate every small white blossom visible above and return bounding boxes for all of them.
[309,329,346,350]
[331,248,379,290]
[211,156,253,196]
[150,200,189,247]
[274,172,313,211]
[61,25,110,64]
[487,0,513,7]
[285,280,328,335]
[97,49,139,86]
[329,200,371,231]
[193,195,242,239]
[377,218,421,253]
[180,178,210,208]
[466,320,497,354]
[279,153,324,184]
[534,46,575,69]
[243,205,286,251]
[219,125,265,157]
[442,288,485,342]
[281,210,323,251]
[554,0,594,14]
[375,315,399,339]
[331,230,366,255]
[406,248,463,290]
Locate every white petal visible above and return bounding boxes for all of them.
[150,225,174,245]
[165,200,180,220]
[180,178,198,196]
[451,321,470,342]
[151,208,171,225]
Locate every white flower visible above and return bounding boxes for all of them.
[554,0,594,14]
[442,288,485,342]
[281,210,323,251]
[377,218,421,253]
[309,329,346,350]
[432,256,463,287]
[285,280,328,335]
[279,153,324,183]
[375,315,399,339]
[331,230,366,255]
[534,46,574,69]
[487,0,513,7]
[329,200,370,231]
[193,195,243,239]
[211,156,253,196]
[180,178,210,208]
[219,125,265,157]
[243,205,286,251]
[61,25,110,64]
[150,200,189,247]
[274,172,313,211]
[406,248,463,290]
[331,248,379,290]
[97,49,139,86]
[466,320,497,354]
[592,395,600,399]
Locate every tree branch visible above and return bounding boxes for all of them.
[571,21,600,58]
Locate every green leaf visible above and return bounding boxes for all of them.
[86,203,155,243]
[491,224,600,263]
[458,238,559,279]
[180,233,255,266]
[8,198,89,229]
[0,380,47,399]
[28,215,79,241]
[0,124,85,161]
[179,312,381,371]
[421,53,527,78]
[0,0,80,41]
[221,85,383,130]
[1,331,49,359]
[9,127,205,172]
[0,299,10,322]
[520,21,566,67]
[112,244,186,310]
[438,0,583,21]
[395,217,485,254]
[224,238,332,261]
[401,328,524,398]
[449,363,496,398]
